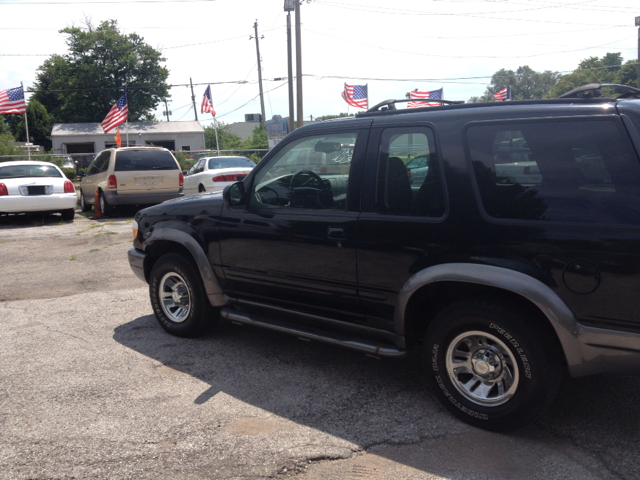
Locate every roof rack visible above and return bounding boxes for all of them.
[558,83,640,99]
[364,98,464,113]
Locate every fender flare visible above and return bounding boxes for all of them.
[144,227,229,307]
[395,263,581,372]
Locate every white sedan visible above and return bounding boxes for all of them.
[0,161,77,221]
[183,156,255,195]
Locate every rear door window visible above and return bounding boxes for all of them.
[376,127,445,217]
[467,118,640,224]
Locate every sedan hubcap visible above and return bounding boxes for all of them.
[446,330,519,407]
[159,272,191,323]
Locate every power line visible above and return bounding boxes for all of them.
[306,28,635,60]
[313,0,633,27]
[217,81,288,119]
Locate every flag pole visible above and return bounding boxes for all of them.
[366,83,369,110]
[21,82,31,161]
[211,85,220,156]
[125,85,129,146]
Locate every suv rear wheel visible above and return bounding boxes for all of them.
[423,299,562,431]
[149,253,219,337]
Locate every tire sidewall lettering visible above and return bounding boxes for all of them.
[489,322,532,379]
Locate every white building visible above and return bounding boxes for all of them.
[51,121,205,154]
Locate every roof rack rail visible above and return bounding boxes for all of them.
[558,83,640,99]
[365,98,464,113]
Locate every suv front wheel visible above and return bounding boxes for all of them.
[149,253,219,337]
[423,299,562,431]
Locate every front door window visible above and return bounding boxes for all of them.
[249,132,357,211]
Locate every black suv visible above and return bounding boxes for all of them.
[129,84,640,431]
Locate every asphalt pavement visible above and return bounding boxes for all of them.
[1,212,639,479]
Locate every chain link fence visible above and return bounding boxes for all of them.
[0,149,270,171]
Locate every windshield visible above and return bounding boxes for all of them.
[0,164,62,179]
[114,150,178,171]
[207,157,255,170]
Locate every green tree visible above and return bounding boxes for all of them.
[32,19,170,123]
[550,53,638,97]
[0,116,12,136]
[469,66,559,103]
[204,123,243,151]
[14,100,54,150]
[0,134,24,158]
[243,124,268,149]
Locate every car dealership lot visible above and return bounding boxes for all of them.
[1,214,639,479]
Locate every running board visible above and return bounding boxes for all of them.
[220,307,407,358]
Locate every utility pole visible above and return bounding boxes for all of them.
[190,77,198,121]
[636,17,640,89]
[163,98,171,121]
[251,21,266,125]
[295,0,303,128]
[284,0,295,132]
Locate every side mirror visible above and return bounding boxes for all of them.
[182,170,188,176]
[223,182,246,206]
[76,170,86,178]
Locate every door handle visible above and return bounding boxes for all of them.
[327,227,346,239]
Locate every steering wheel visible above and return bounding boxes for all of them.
[288,170,331,208]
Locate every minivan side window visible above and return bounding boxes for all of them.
[87,151,110,175]
[468,119,640,224]
[376,127,445,217]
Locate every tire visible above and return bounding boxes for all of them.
[99,191,113,216]
[149,253,219,337]
[61,208,75,221]
[80,190,92,212]
[423,299,562,432]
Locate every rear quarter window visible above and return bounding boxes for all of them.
[467,118,640,225]
[114,150,178,171]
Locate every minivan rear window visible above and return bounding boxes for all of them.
[114,150,178,171]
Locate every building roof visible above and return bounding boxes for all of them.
[51,121,204,136]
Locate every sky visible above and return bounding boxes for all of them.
[1,0,639,130]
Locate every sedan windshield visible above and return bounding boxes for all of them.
[0,164,62,179]
[208,157,255,170]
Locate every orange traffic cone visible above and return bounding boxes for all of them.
[94,189,102,218]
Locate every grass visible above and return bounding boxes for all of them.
[104,231,117,235]
[69,254,76,261]
[89,249,99,252]
[77,224,101,234]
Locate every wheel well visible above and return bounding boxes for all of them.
[142,240,195,282]
[403,281,566,363]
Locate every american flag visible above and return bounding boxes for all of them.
[101,87,128,133]
[407,88,442,108]
[0,85,27,114]
[494,86,511,101]
[201,85,216,117]
[341,83,368,109]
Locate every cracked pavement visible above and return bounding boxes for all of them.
[1,213,639,479]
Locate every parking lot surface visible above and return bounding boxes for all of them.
[1,212,639,479]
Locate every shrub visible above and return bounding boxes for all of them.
[62,169,76,180]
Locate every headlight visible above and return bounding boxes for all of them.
[132,220,139,239]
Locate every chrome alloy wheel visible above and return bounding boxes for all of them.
[159,272,192,323]
[445,330,519,407]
